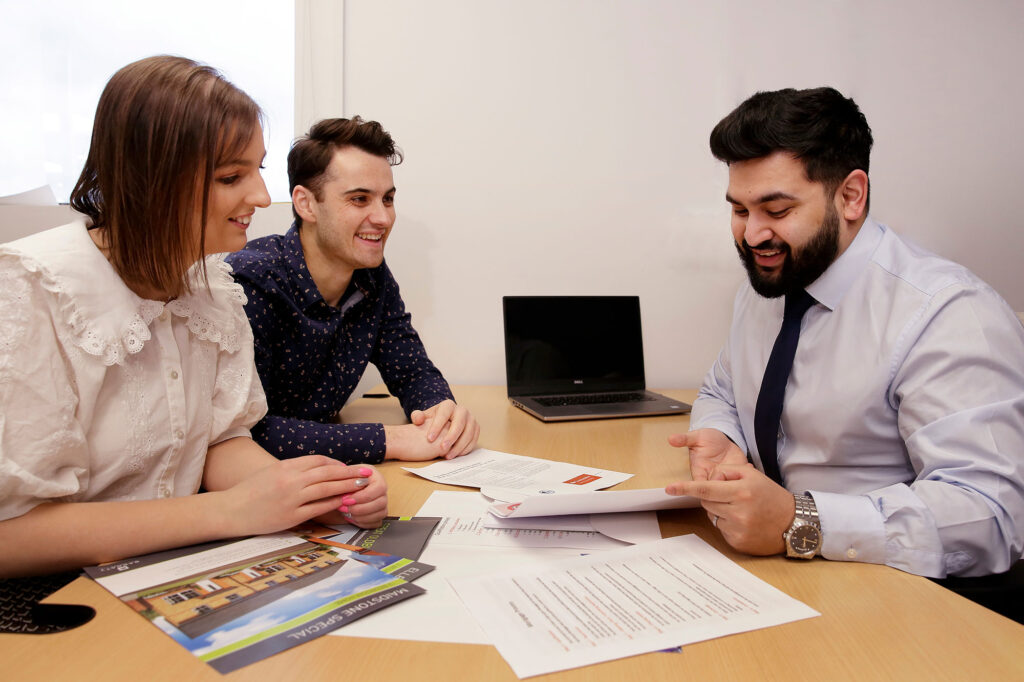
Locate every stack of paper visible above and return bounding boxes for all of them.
[343,448,820,679]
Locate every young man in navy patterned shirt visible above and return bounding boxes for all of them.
[227,117,480,465]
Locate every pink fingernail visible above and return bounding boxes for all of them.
[359,467,372,477]
[338,505,349,513]
[343,496,356,505]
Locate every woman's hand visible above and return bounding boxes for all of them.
[222,456,384,535]
[321,464,388,529]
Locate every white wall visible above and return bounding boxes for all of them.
[249,0,1024,391]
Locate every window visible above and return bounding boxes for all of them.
[163,588,199,605]
[0,0,295,202]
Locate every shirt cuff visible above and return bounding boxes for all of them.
[402,390,456,418]
[809,489,887,565]
[356,423,387,464]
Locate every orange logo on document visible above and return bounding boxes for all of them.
[564,474,600,485]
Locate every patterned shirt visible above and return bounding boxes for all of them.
[226,225,454,464]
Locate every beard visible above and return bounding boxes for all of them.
[736,202,840,299]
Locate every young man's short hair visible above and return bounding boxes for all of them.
[288,117,404,226]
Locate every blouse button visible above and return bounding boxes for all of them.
[159,311,169,322]
[160,486,171,498]
[175,429,185,440]
[846,548,858,559]
[169,370,179,380]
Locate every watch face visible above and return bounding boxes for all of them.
[790,524,821,553]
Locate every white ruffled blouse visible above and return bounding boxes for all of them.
[0,221,267,521]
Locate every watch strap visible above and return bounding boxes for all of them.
[794,493,819,526]
[784,493,821,559]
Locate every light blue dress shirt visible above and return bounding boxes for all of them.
[692,218,1024,577]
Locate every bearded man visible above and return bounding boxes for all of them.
[665,88,1024,603]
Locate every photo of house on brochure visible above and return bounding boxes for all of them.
[294,516,441,563]
[85,533,426,674]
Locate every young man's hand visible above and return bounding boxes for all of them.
[384,399,480,461]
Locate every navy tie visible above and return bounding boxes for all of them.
[753,289,816,484]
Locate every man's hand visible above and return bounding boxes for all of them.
[667,464,795,555]
[668,428,748,481]
[385,399,478,461]
[383,421,446,461]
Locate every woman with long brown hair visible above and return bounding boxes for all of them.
[0,56,387,578]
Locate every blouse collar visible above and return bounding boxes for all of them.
[5,221,248,365]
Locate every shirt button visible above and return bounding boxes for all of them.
[175,429,185,440]
[160,486,171,498]
[169,370,179,380]
[159,311,169,322]
[846,548,858,559]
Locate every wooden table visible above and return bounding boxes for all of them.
[4,387,1022,681]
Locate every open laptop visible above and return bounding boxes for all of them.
[502,296,691,422]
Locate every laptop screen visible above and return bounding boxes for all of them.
[503,296,647,396]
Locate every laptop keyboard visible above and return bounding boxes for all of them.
[0,570,91,634]
[535,391,653,407]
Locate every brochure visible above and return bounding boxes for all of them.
[85,533,426,674]
[294,515,441,560]
[294,518,440,583]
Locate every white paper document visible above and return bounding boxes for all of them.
[487,487,701,519]
[334,544,584,645]
[420,491,631,551]
[403,448,632,497]
[483,512,664,545]
[448,534,821,678]
[484,513,594,532]
[333,491,599,645]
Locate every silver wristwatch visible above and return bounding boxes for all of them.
[783,494,821,559]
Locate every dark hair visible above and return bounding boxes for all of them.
[70,55,262,298]
[709,87,873,205]
[288,117,403,226]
